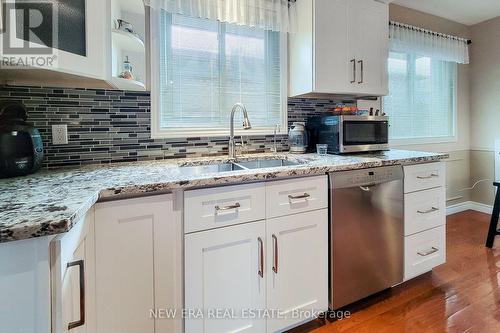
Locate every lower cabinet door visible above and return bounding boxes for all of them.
[51,209,95,333]
[266,209,329,333]
[94,194,181,333]
[185,221,266,333]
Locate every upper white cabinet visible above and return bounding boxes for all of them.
[0,0,109,87]
[0,0,146,90]
[289,0,389,97]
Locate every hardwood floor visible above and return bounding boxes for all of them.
[294,210,500,333]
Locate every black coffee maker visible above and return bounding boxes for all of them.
[0,101,44,178]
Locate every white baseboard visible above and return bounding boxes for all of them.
[446,201,493,215]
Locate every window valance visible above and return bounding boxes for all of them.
[389,21,469,64]
[144,0,296,32]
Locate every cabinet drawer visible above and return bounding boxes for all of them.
[404,187,446,236]
[404,162,445,193]
[404,225,446,280]
[265,175,328,219]
[184,183,266,233]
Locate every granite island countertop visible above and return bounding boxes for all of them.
[0,149,448,243]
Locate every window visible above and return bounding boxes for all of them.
[384,51,457,143]
[155,12,286,137]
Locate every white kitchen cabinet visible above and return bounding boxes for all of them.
[0,0,109,86]
[50,208,95,333]
[266,209,329,333]
[289,0,389,97]
[185,221,267,333]
[404,225,446,280]
[404,162,446,193]
[404,187,446,236]
[94,193,183,333]
[184,183,266,233]
[265,175,328,219]
[184,177,329,333]
[403,163,447,281]
[0,236,53,333]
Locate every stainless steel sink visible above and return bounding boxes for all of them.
[235,159,301,169]
[178,158,304,175]
[178,163,244,176]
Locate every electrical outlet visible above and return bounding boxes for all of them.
[52,124,68,145]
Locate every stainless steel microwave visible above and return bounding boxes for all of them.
[307,115,389,154]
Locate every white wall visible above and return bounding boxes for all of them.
[468,16,500,205]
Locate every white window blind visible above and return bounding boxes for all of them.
[158,11,283,134]
[384,51,457,141]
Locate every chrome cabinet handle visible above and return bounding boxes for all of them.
[350,59,356,83]
[67,260,85,330]
[215,202,240,212]
[257,237,264,278]
[417,174,438,179]
[272,234,278,274]
[417,207,439,214]
[288,193,310,200]
[358,60,364,84]
[417,247,439,257]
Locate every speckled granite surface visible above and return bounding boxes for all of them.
[0,150,447,243]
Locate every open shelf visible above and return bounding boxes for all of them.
[110,77,146,91]
[112,29,145,53]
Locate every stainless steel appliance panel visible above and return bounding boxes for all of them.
[329,166,404,309]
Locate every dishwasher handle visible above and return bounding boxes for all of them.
[359,184,376,192]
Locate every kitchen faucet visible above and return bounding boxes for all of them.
[228,103,252,159]
[272,124,281,153]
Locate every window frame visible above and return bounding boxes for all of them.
[149,9,288,139]
[384,52,458,146]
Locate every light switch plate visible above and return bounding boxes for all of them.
[52,124,68,144]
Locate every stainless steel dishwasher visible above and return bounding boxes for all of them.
[329,165,404,309]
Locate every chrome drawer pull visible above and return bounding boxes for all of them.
[417,173,439,179]
[288,193,310,200]
[417,247,439,257]
[272,234,279,274]
[67,260,85,330]
[257,237,264,278]
[417,207,439,214]
[215,202,241,211]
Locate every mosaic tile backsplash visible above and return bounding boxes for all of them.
[0,85,354,168]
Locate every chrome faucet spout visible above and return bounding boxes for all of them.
[229,103,252,159]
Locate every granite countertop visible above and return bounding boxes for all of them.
[0,149,448,243]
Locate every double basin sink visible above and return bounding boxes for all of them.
[179,158,304,176]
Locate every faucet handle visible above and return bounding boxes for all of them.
[274,124,281,133]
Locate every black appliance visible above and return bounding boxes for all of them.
[0,101,44,178]
[307,115,389,154]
